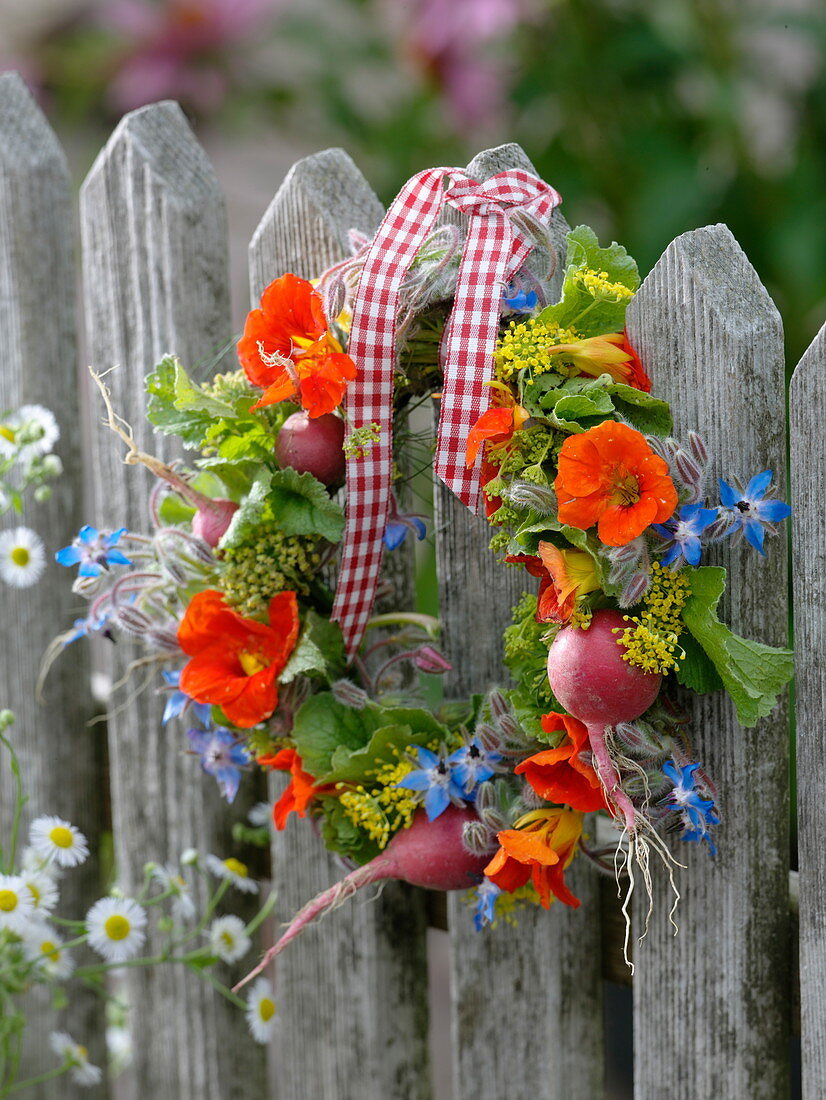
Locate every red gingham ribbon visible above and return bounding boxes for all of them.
[331,166,562,656]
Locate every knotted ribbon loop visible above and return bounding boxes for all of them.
[332,166,562,656]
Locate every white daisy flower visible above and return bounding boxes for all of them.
[0,873,35,933]
[106,1024,133,1070]
[151,863,195,922]
[245,978,277,1045]
[85,897,147,963]
[180,847,199,866]
[0,527,46,588]
[21,869,59,915]
[19,844,61,879]
[49,1032,102,1087]
[207,914,251,963]
[247,801,273,828]
[23,924,75,980]
[0,405,59,462]
[204,855,259,894]
[29,815,89,868]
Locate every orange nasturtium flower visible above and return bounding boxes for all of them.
[258,747,322,829]
[237,273,357,418]
[555,420,677,547]
[515,712,607,813]
[178,590,300,729]
[507,542,601,624]
[484,807,583,909]
[465,382,530,467]
[541,330,652,393]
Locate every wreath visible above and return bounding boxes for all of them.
[53,164,793,988]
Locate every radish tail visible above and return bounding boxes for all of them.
[232,858,389,993]
[586,721,637,831]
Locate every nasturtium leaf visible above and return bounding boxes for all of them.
[218,471,272,551]
[538,226,640,338]
[605,382,672,436]
[318,797,382,865]
[268,468,345,542]
[146,355,219,446]
[548,389,616,433]
[291,693,386,778]
[675,631,725,694]
[681,566,794,727]
[280,611,346,684]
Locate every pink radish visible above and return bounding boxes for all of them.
[190,497,239,547]
[547,609,661,832]
[275,411,346,487]
[233,805,487,991]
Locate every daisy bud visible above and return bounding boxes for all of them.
[0,710,14,731]
[41,454,62,477]
[180,848,199,866]
[33,485,52,504]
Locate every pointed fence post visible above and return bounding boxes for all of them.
[435,144,606,1100]
[0,73,107,1096]
[627,225,791,1099]
[249,148,432,1100]
[790,321,826,1099]
[80,101,266,1099]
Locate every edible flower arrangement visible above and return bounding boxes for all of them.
[53,167,793,985]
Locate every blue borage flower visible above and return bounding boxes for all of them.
[502,285,538,314]
[661,760,720,856]
[63,610,113,646]
[55,525,132,577]
[160,670,212,726]
[447,738,502,796]
[652,502,719,568]
[396,746,468,821]
[473,878,501,931]
[718,470,791,555]
[382,492,428,551]
[187,727,250,803]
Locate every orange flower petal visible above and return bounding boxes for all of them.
[465,407,515,467]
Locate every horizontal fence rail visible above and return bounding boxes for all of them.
[0,69,821,1100]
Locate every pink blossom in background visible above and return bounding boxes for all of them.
[396,0,532,128]
[100,0,282,113]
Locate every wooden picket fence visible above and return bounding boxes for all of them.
[0,70,823,1099]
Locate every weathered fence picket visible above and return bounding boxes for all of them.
[790,321,826,1100]
[0,73,106,1098]
[434,143,604,1100]
[626,227,791,1099]
[0,75,815,1100]
[250,149,432,1100]
[80,102,266,1099]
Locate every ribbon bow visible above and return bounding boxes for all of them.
[331,166,562,657]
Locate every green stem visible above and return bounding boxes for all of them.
[0,1063,70,1097]
[0,730,26,874]
[187,964,247,1011]
[244,891,277,939]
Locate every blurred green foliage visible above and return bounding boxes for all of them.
[276,0,826,369]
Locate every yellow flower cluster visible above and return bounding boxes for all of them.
[484,882,543,927]
[219,528,322,618]
[575,268,635,302]
[337,752,421,849]
[618,562,691,674]
[494,319,579,380]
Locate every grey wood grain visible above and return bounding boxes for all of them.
[790,322,826,1099]
[0,72,107,1098]
[626,225,790,1099]
[250,148,431,1100]
[80,100,266,1100]
[436,145,604,1100]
